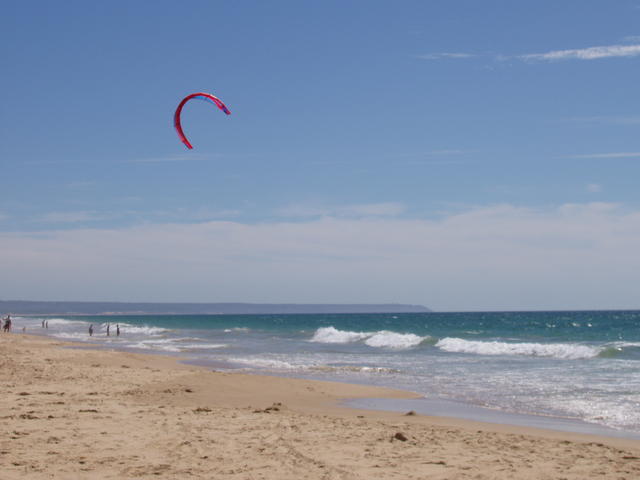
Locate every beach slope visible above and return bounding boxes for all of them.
[1,334,639,479]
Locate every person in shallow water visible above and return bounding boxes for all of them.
[89,324,93,337]
[116,324,120,336]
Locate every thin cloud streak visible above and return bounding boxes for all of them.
[564,152,640,159]
[416,52,475,60]
[416,43,640,63]
[521,44,640,61]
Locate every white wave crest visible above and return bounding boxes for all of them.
[364,331,425,349]
[608,341,640,349]
[130,339,228,352]
[223,327,250,333]
[40,318,85,326]
[310,326,371,344]
[114,324,168,335]
[310,326,427,350]
[435,337,602,359]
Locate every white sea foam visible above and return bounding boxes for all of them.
[543,396,640,431]
[178,343,228,351]
[131,341,182,352]
[51,332,95,340]
[310,326,427,350]
[435,338,602,359]
[310,365,400,374]
[227,357,298,369]
[223,327,250,333]
[172,337,207,343]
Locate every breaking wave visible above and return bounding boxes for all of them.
[310,326,428,350]
[111,324,169,336]
[435,337,602,360]
[131,338,227,352]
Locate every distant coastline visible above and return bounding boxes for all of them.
[0,300,431,315]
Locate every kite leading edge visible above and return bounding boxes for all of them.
[174,92,231,149]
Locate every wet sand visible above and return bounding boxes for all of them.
[1,333,639,479]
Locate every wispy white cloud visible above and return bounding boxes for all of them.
[38,211,103,223]
[586,183,603,193]
[150,207,241,221]
[276,202,406,218]
[338,203,406,217]
[416,52,475,60]
[564,152,640,159]
[3,202,640,311]
[521,44,640,61]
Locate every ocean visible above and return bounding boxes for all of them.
[12,310,640,437]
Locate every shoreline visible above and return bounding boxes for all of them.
[20,328,640,442]
[182,357,640,442]
[2,333,640,479]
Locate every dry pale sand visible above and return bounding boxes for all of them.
[1,333,639,479]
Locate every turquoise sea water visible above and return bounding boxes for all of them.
[15,310,640,435]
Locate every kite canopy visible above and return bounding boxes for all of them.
[174,92,231,149]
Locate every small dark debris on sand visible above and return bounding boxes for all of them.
[254,402,283,413]
[393,432,408,442]
[193,407,212,413]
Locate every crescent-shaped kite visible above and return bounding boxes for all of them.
[174,92,231,149]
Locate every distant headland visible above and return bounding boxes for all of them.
[0,300,431,315]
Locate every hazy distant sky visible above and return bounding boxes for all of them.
[2,1,640,311]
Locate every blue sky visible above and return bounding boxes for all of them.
[2,1,640,310]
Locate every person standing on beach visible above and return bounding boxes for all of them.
[89,324,94,336]
[3,315,12,332]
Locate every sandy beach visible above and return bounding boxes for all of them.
[1,333,639,479]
